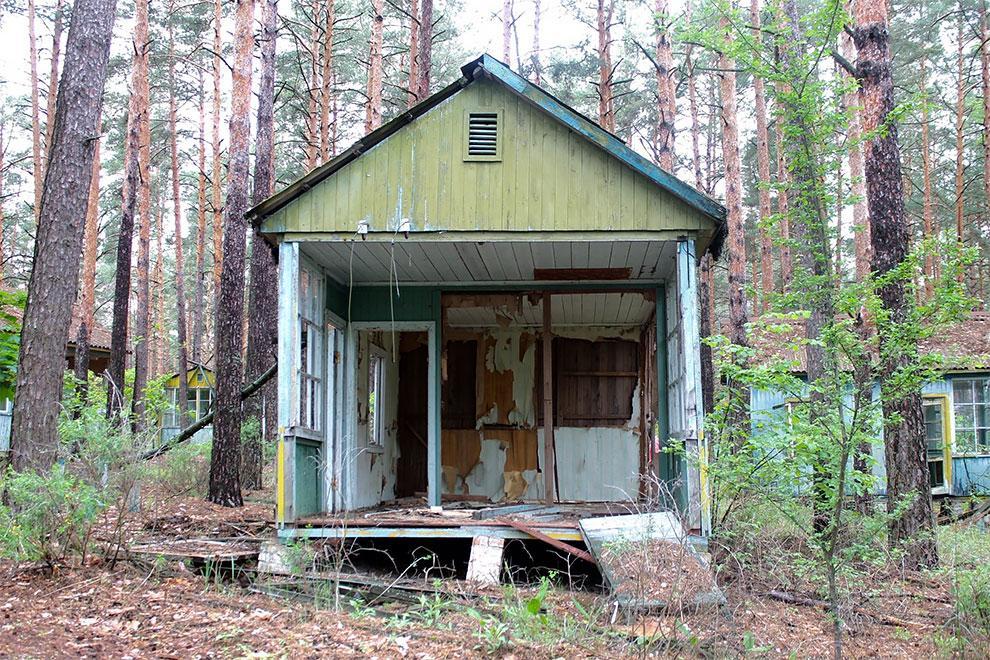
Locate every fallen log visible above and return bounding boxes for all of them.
[141,362,277,461]
[937,497,990,526]
[766,590,919,629]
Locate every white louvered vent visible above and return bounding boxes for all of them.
[465,112,500,160]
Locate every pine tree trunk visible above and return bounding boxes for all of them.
[531,0,542,85]
[212,0,224,325]
[752,0,773,311]
[853,0,938,570]
[11,0,117,472]
[596,0,616,132]
[686,0,703,191]
[243,0,279,492]
[168,18,190,423]
[839,30,870,285]
[954,8,965,270]
[0,125,6,286]
[920,54,935,298]
[365,0,384,134]
[209,0,255,507]
[416,0,433,100]
[153,204,165,377]
[320,0,335,158]
[74,115,101,390]
[774,117,794,290]
[194,70,208,364]
[655,0,675,173]
[503,0,512,62]
[305,0,319,169]
[982,1,990,263]
[408,0,419,107]
[131,0,152,429]
[719,20,748,348]
[44,0,65,158]
[28,0,42,225]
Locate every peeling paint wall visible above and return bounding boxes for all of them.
[349,330,400,509]
[441,325,643,503]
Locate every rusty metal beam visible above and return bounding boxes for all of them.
[500,517,595,563]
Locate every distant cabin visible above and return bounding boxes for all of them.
[0,306,113,451]
[749,313,990,497]
[160,364,215,446]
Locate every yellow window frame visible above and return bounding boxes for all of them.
[923,393,952,493]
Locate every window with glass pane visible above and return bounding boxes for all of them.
[952,379,990,452]
[367,350,385,446]
[923,398,946,489]
[297,265,324,432]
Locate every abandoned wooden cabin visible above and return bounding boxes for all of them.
[249,55,726,545]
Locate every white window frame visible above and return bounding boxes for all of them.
[366,344,387,448]
[951,377,990,454]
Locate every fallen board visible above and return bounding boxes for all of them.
[578,512,723,612]
[130,539,259,561]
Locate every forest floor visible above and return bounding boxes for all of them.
[0,489,977,658]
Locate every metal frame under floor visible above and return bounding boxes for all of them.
[277,501,670,543]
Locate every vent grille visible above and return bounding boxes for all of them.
[467,112,499,157]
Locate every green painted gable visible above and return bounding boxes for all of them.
[261,78,718,244]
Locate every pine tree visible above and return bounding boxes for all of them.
[209,0,255,507]
[596,0,616,131]
[655,0,675,172]
[752,0,773,311]
[366,0,384,133]
[11,0,118,471]
[74,114,101,389]
[28,0,42,224]
[416,0,433,100]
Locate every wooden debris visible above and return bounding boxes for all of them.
[500,517,595,563]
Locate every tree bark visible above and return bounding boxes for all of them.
[752,0,773,311]
[920,53,935,298]
[27,0,43,225]
[954,6,966,278]
[212,0,224,331]
[408,0,419,107]
[983,0,990,260]
[365,0,384,134]
[719,19,748,348]
[596,0,616,132]
[11,0,117,472]
[209,0,255,507]
[194,69,208,364]
[319,0,335,160]
[74,114,101,390]
[532,0,542,84]
[416,0,433,101]
[130,0,152,428]
[774,116,794,290]
[304,0,320,169]
[243,0,279,492]
[44,0,65,159]
[168,15,190,424]
[655,0,675,173]
[853,0,938,569]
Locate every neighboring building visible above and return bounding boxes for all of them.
[250,55,726,541]
[749,313,990,497]
[0,306,113,451]
[160,364,215,446]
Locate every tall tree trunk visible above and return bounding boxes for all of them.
[11,0,117,472]
[774,117,794,290]
[209,0,255,507]
[0,125,5,286]
[212,0,224,330]
[531,0,542,84]
[152,204,165,377]
[108,95,139,420]
[655,0,675,172]
[752,0,773,311]
[365,0,384,134]
[853,0,938,570]
[719,19,748,348]
[920,53,935,298]
[954,7,966,273]
[686,1,703,191]
[74,114,101,389]
[305,0,320,169]
[168,16,190,424]
[28,0,42,224]
[408,0,419,107]
[983,0,990,255]
[503,0,512,62]
[840,29,870,284]
[416,0,433,100]
[44,0,65,158]
[194,70,208,364]
[596,0,616,132]
[320,0,335,157]
[243,0,279,492]
[130,0,152,429]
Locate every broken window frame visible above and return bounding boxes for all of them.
[298,266,325,433]
[367,343,387,448]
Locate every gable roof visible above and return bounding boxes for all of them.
[248,54,727,254]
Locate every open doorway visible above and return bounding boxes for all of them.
[395,332,429,497]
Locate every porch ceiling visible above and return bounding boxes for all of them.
[445,292,654,328]
[300,240,678,286]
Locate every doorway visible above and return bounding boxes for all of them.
[395,333,429,497]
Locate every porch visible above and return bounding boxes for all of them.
[274,234,708,537]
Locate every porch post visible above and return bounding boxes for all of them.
[427,290,442,508]
[676,238,709,535]
[656,284,670,496]
[276,241,300,525]
[542,292,556,504]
